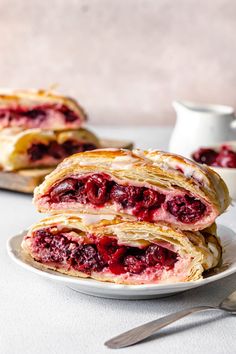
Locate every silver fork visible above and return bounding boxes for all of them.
[105,289,236,349]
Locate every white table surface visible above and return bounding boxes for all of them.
[1,126,236,354]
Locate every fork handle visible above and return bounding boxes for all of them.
[105,305,218,349]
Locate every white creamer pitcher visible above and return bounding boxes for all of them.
[169,101,236,158]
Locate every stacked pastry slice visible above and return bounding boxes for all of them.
[0,90,100,171]
[22,149,230,285]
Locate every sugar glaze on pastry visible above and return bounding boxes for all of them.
[34,149,230,230]
[21,214,221,285]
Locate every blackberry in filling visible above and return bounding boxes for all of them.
[49,173,207,224]
[32,229,177,275]
[27,140,96,162]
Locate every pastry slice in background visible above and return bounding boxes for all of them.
[0,127,100,171]
[34,149,230,231]
[0,90,87,130]
[21,214,221,285]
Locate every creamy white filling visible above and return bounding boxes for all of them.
[76,213,115,225]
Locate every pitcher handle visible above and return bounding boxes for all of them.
[230,116,236,129]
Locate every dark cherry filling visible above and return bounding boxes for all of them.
[32,230,177,275]
[85,174,110,205]
[192,145,236,168]
[166,195,206,223]
[27,140,96,162]
[0,104,80,126]
[49,173,206,224]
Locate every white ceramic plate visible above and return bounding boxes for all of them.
[7,225,236,300]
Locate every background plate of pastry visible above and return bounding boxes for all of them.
[0,137,133,193]
[7,224,236,300]
[0,89,133,193]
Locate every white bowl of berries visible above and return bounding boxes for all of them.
[191,142,236,200]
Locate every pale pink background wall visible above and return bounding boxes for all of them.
[0,0,236,125]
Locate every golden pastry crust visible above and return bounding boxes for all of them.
[22,214,222,285]
[0,89,87,130]
[34,149,230,230]
[0,127,100,171]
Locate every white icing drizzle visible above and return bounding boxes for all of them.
[134,149,208,187]
[94,148,121,152]
[111,155,139,170]
[78,151,139,170]
[169,160,207,184]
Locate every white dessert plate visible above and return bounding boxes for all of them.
[7,225,236,300]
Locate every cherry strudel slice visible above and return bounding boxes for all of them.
[34,149,230,231]
[0,90,87,130]
[21,214,221,285]
[0,128,99,171]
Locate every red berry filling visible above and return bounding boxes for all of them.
[85,174,110,205]
[49,173,206,224]
[192,145,236,168]
[32,230,177,276]
[27,140,96,162]
[192,148,218,165]
[0,104,81,128]
[166,195,206,223]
